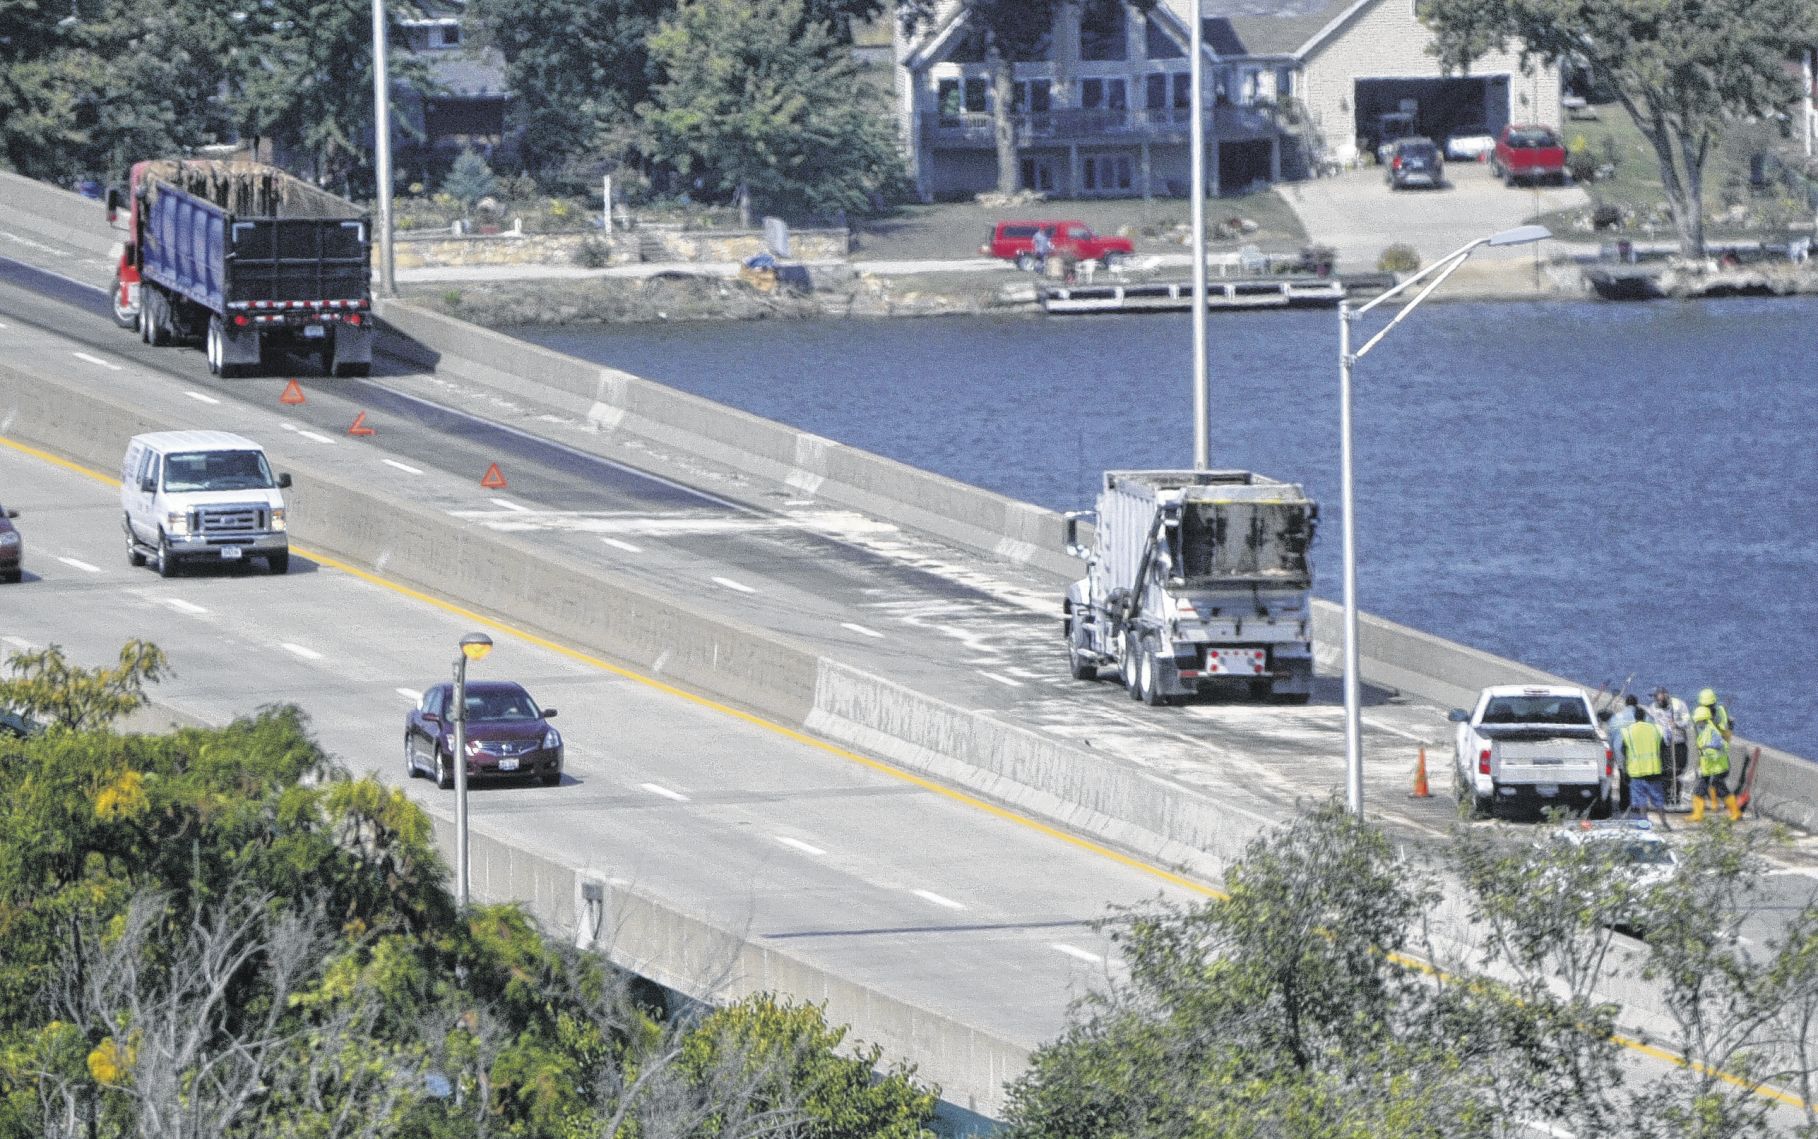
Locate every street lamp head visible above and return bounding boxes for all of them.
[1486,224,1552,247]
[459,632,494,663]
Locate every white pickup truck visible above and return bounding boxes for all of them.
[1450,685,1613,819]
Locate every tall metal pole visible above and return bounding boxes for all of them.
[452,653,470,907]
[1338,301,1363,817]
[1805,50,1814,160]
[1188,0,1208,469]
[372,0,396,296]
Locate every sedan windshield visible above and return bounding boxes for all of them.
[464,689,541,722]
[162,450,276,492]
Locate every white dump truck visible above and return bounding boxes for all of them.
[1062,470,1318,705]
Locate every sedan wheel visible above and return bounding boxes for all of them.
[435,750,453,790]
[404,736,417,779]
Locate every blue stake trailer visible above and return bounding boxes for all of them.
[108,159,373,377]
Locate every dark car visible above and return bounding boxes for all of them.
[0,504,20,583]
[404,680,563,788]
[1385,137,1444,190]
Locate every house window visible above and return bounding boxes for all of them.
[440,24,460,46]
[1013,80,1052,113]
[1144,15,1184,59]
[1145,73,1166,110]
[966,77,988,112]
[1173,72,1191,109]
[1240,68,1260,104]
[1277,67,1294,99]
[1083,154,1134,192]
[1020,157,1058,192]
[1080,77,1126,111]
[939,76,989,119]
[1080,0,1127,61]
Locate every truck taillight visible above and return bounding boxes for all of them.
[1393,156,1403,170]
[232,314,249,327]
[1478,749,1491,775]
[347,313,362,326]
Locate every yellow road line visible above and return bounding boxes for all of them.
[3,431,1804,1112]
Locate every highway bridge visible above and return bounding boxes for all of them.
[3,170,1817,1127]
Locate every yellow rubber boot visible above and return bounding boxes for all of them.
[1726,794,1742,821]
[1690,796,1705,823]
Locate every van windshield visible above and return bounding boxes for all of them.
[162,450,277,492]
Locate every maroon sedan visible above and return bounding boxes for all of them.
[404,680,563,788]
[0,504,20,584]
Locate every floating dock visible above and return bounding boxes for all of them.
[1041,276,1346,314]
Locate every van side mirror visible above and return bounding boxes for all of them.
[139,476,155,493]
[541,708,558,719]
[1447,709,1468,722]
[277,473,292,488]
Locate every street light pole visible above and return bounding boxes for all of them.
[451,632,493,906]
[1189,0,1208,469]
[371,0,396,297]
[1338,225,1550,817]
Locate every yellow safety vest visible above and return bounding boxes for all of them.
[1697,722,1730,777]
[1621,719,1663,778]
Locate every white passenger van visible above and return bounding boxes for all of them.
[121,431,292,577]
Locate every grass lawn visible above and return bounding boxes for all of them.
[1538,104,1817,243]
[851,190,1309,262]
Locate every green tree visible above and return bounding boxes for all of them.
[1424,0,1818,257]
[0,641,169,731]
[641,0,907,224]
[442,147,498,212]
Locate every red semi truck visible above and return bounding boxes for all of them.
[107,159,373,377]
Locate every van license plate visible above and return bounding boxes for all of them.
[1536,783,1558,796]
[303,325,327,339]
[220,546,242,560]
[498,758,519,772]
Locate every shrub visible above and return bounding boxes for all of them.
[572,237,611,269]
[442,148,497,212]
[1299,243,1337,276]
[1567,148,1601,184]
[1591,202,1624,230]
[1377,243,1421,273]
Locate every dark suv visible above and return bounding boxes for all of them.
[404,680,564,788]
[0,503,20,584]
[1385,138,1444,190]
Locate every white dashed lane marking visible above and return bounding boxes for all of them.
[72,351,121,371]
[383,459,423,475]
[775,836,826,856]
[184,391,221,405]
[978,671,1024,688]
[602,537,643,553]
[1050,943,1103,964]
[297,430,335,445]
[912,889,965,910]
[841,622,885,639]
[640,782,690,802]
[713,576,757,594]
[490,498,528,512]
[281,643,323,661]
[160,598,207,615]
[55,556,100,573]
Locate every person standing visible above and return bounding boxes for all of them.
[1617,712,1669,829]
[1691,705,1740,822]
[1031,226,1053,273]
[1649,686,1692,806]
[1697,687,1735,742]
[1605,695,1640,812]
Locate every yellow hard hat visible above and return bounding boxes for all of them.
[1693,706,1712,722]
[1698,687,1717,706]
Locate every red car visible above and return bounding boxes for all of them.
[982,220,1134,270]
[1492,125,1568,186]
[404,680,564,788]
[0,503,20,584]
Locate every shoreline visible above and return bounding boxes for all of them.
[402,256,1818,328]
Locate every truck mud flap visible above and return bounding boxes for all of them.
[329,323,373,377]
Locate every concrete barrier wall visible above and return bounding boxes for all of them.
[0,171,117,257]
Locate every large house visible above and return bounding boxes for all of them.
[895,0,1559,200]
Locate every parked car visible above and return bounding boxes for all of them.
[1371,111,1418,163]
[981,220,1134,271]
[0,503,20,583]
[1443,124,1496,162]
[1550,819,1678,936]
[404,680,563,788]
[1491,124,1568,185]
[1451,685,1613,819]
[1384,137,1445,190]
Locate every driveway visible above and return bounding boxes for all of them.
[1275,160,1588,272]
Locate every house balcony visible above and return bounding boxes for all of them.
[923,104,1283,147]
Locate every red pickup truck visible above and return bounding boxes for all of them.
[982,220,1134,270]
[1491,125,1568,186]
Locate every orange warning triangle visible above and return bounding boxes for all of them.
[279,379,306,405]
[347,410,374,436]
[480,463,508,489]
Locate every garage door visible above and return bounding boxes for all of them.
[1353,76,1507,152]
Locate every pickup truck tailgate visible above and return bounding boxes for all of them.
[1494,735,1604,785]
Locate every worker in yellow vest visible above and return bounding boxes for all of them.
[1617,712,1669,829]
[1697,687,1734,743]
[1691,706,1739,822]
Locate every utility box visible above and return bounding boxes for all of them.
[1063,470,1318,704]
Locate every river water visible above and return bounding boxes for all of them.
[515,297,1817,757]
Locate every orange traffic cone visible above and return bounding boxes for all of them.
[1411,747,1431,798]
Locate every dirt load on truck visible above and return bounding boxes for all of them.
[1063,470,1318,705]
[108,159,373,378]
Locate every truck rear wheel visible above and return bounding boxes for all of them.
[1067,643,1096,681]
[1121,642,1141,700]
[1138,644,1165,706]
